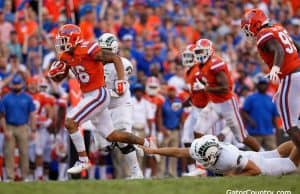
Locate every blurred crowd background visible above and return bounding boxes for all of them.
[0,0,299,181]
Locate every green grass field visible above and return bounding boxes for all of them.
[0,175,299,194]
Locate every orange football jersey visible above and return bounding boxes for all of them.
[256,24,300,78]
[200,55,233,103]
[59,41,105,93]
[185,65,209,108]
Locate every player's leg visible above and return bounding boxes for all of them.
[181,108,197,174]
[34,128,47,180]
[66,88,108,173]
[3,125,16,180]
[226,97,261,151]
[110,105,143,179]
[277,73,300,154]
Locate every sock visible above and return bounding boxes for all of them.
[35,166,43,179]
[187,164,196,172]
[58,163,67,181]
[70,130,86,153]
[99,165,107,180]
[258,149,280,158]
[88,165,96,180]
[124,151,143,177]
[79,156,89,163]
[144,168,152,178]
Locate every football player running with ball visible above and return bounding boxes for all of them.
[95,33,143,179]
[241,9,300,158]
[48,24,154,174]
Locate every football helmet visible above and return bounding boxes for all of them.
[98,33,119,54]
[190,135,220,168]
[241,8,269,37]
[182,44,196,68]
[145,76,160,96]
[55,24,83,53]
[194,39,214,64]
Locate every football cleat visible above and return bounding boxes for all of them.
[67,160,91,174]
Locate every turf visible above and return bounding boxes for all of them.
[0,175,299,194]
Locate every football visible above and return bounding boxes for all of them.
[48,60,70,82]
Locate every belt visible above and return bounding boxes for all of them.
[7,123,27,127]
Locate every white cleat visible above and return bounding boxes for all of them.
[67,161,91,174]
[182,168,207,177]
[126,173,144,180]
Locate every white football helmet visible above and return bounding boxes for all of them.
[146,76,160,96]
[98,33,119,54]
[182,44,196,68]
[190,135,220,168]
[194,39,214,64]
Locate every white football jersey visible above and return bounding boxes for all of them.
[189,142,248,175]
[104,57,133,108]
[190,142,296,176]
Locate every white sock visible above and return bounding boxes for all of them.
[259,149,280,158]
[35,166,43,179]
[79,156,89,163]
[89,165,96,180]
[144,168,152,178]
[70,130,86,153]
[99,165,107,180]
[124,151,143,176]
[58,163,67,180]
[187,164,196,172]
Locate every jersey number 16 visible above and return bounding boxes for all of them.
[72,66,90,83]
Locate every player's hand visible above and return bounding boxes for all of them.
[267,66,281,83]
[193,78,205,91]
[48,61,68,78]
[141,146,155,155]
[115,80,128,95]
[4,130,12,140]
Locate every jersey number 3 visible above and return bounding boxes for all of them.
[72,66,90,83]
[278,30,297,54]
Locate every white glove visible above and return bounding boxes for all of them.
[114,80,128,95]
[267,66,281,82]
[193,78,205,91]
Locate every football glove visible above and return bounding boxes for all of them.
[267,66,281,82]
[115,80,128,95]
[48,61,68,78]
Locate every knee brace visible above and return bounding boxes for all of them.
[116,143,136,154]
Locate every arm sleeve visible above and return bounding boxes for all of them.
[210,60,227,75]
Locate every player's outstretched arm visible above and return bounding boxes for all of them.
[205,71,229,94]
[143,147,191,158]
[94,49,125,80]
